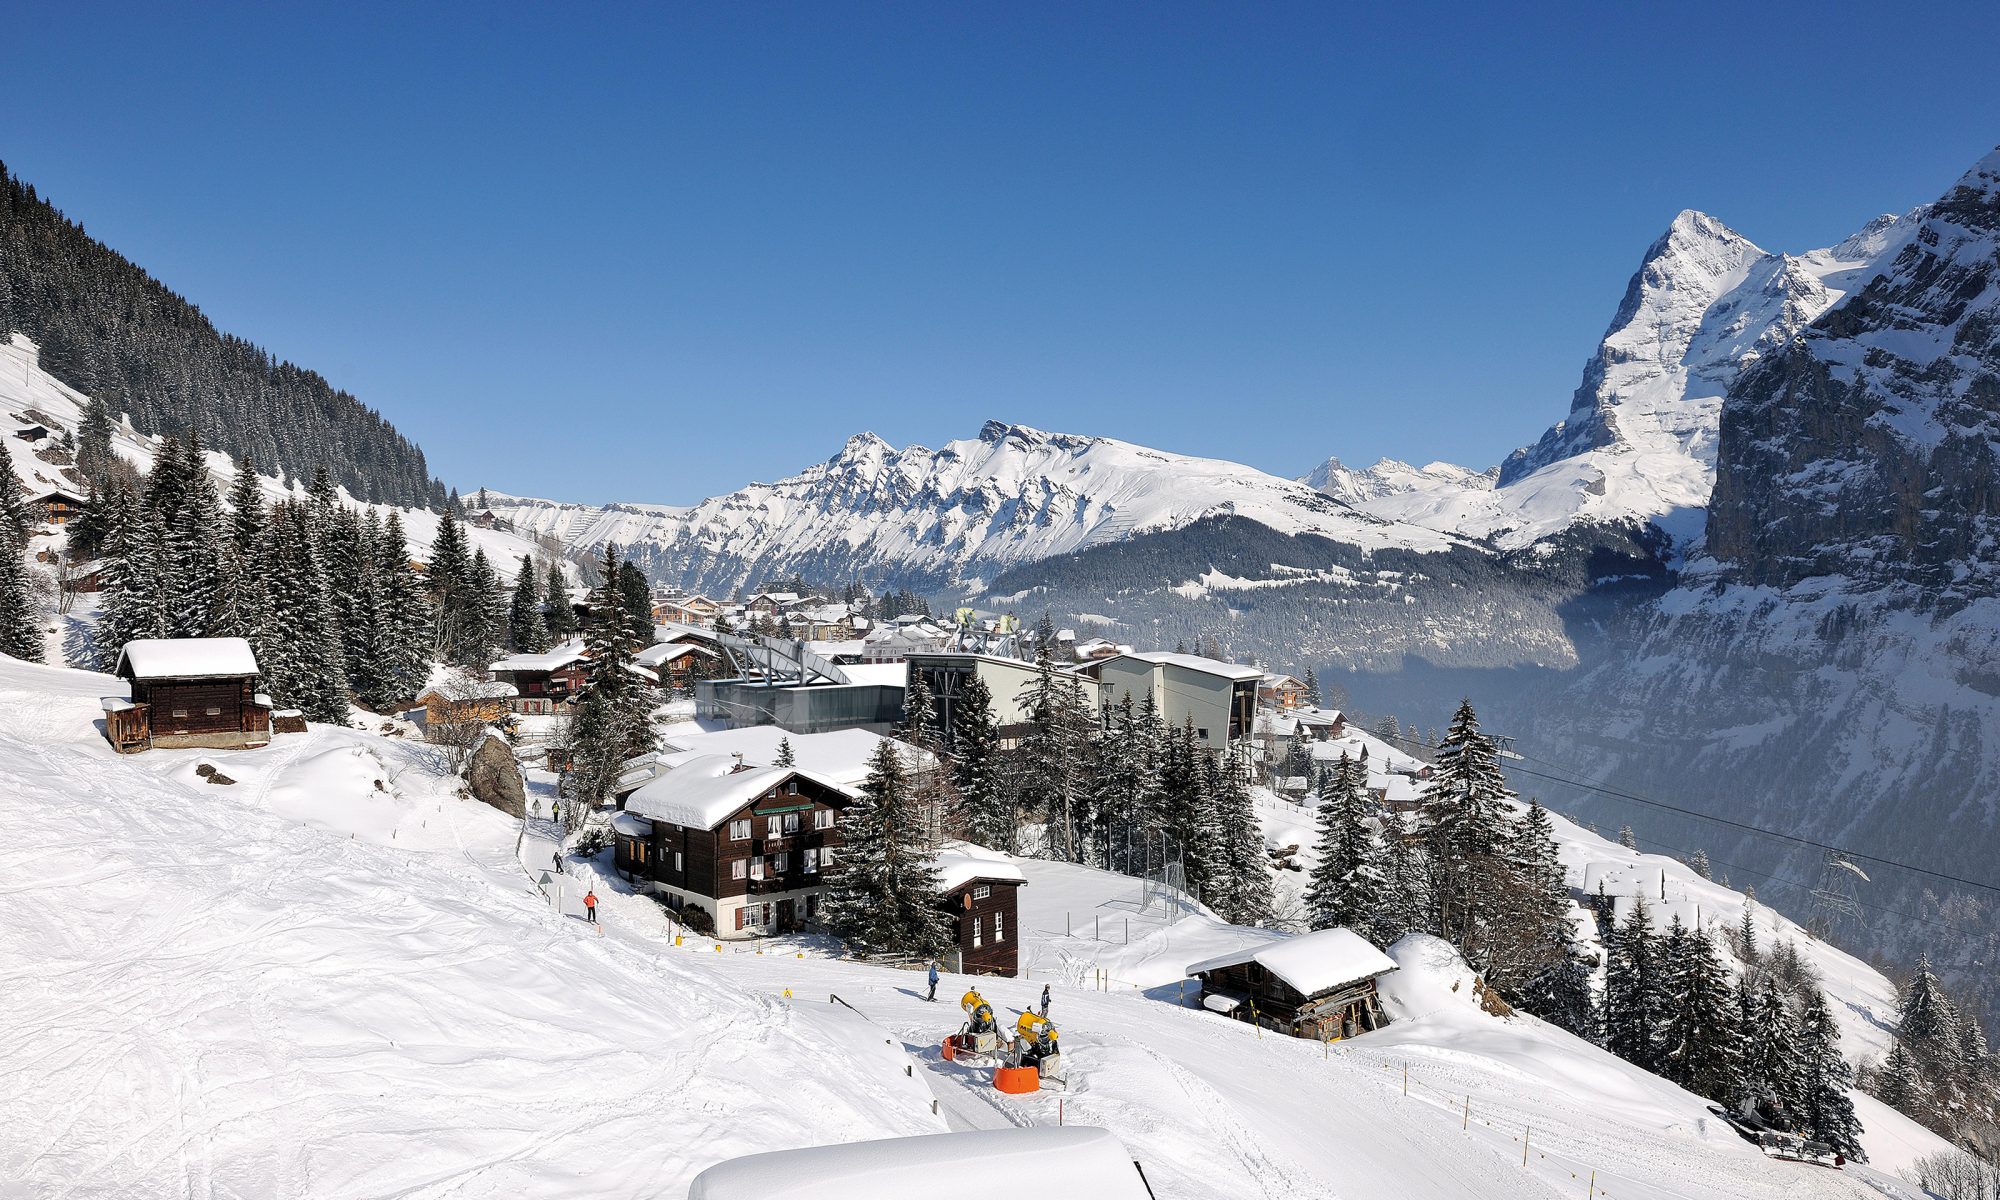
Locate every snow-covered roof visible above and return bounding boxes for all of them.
[416,679,518,702]
[489,639,586,673]
[611,811,654,838]
[625,755,852,830]
[688,1128,1152,1200]
[635,641,713,668]
[1114,651,1264,681]
[838,662,909,689]
[115,637,260,680]
[100,696,135,712]
[1188,927,1398,997]
[659,726,932,787]
[931,841,1027,893]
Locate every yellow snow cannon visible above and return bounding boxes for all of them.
[945,990,999,1059]
[1013,1011,1064,1078]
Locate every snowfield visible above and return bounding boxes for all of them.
[0,657,1951,1196]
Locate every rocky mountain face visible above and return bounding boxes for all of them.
[1709,151,2000,595]
[1495,150,2000,987]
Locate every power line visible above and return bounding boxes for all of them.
[1366,728,2000,901]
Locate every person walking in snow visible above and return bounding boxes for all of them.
[552,850,564,875]
[1039,984,1051,1019]
[583,889,599,924]
[927,960,940,1002]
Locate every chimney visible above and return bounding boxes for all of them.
[730,752,749,774]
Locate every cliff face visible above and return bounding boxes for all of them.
[1708,150,2000,599]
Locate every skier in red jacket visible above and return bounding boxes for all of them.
[584,890,599,924]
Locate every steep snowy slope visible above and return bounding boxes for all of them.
[485,421,1467,593]
[0,656,1948,1197]
[0,656,942,1197]
[1315,207,1922,550]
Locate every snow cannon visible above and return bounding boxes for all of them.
[950,990,1000,1057]
[1012,1011,1063,1078]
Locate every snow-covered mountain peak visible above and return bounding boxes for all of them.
[1303,456,1497,507]
[1313,203,1923,551]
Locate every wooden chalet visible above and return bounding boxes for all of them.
[106,637,273,753]
[1258,673,1309,710]
[32,487,86,526]
[415,678,517,742]
[654,594,721,627]
[934,842,1026,976]
[487,640,588,715]
[618,755,856,937]
[1188,927,1397,1042]
[13,422,50,442]
[634,640,717,689]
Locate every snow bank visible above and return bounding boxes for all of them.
[688,1127,1152,1200]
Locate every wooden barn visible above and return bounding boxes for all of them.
[106,637,273,753]
[1188,927,1397,1041]
[933,842,1026,977]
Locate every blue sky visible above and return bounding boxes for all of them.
[5,2,1998,505]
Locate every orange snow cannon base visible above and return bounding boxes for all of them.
[992,1066,1041,1094]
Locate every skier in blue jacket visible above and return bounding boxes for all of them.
[927,960,941,1001]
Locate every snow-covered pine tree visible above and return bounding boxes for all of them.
[1092,690,1154,871]
[1157,717,1219,895]
[508,555,548,653]
[95,486,169,664]
[560,545,659,825]
[1303,754,1386,938]
[426,508,481,666]
[1658,922,1741,1103]
[543,561,576,639]
[1301,666,1320,707]
[774,736,795,768]
[1738,975,1806,1129]
[1015,644,1093,861]
[819,739,949,956]
[1795,982,1864,1158]
[1618,825,1638,851]
[615,554,651,635]
[1872,1042,1922,1113]
[374,511,433,703]
[75,393,115,485]
[1210,740,1274,926]
[950,674,1011,852]
[1420,698,1516,956]
[1899,953,1964,1075]
[1375,810,1431,946]
[0,444,41,661]
[254,499,349,721]
[1689,848,1712,880]
[225,457,263,555]
[467,549,503,666]
[1511,800,1593,1027]
[901,669,938,745]
[1603,897,1668,1073]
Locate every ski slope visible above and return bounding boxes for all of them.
[0,655,1950,1197]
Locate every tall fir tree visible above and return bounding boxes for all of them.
[508,555,549,653]
[1303,754,1385,937]
[820,739,950,956]
[543,561,576,639]
[0,442,41,662]
[1795,982,1864,1157]
[949,675,1011,851]
[1301,666,1320,707]
[254,499,349,721]
[1015,644,1094,861]
[560,545,658,824]
[1209,741,1274,926]
[1603,898,1669,1073]
[1419,698,1517,965]
[615,554,652,636]
[374,512,433,703]
[1657,923,1742,1102]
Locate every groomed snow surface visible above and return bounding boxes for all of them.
[0,655,1950,1197]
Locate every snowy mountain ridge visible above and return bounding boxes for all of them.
[485,419,1471,594]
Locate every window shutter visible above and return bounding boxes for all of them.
[734,906,744,931]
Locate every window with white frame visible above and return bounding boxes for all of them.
[973,884,991,900]
[731,860,747,880]
[729,819,751,841]
[972,915,983,948]
[814,809,834,830]
[766,815,784,838]
[783,812,800,834]
[741,903,767,927]
[749,857,765,880]
[993,911,1004,942]
[773,852,789,873]
[821,846,836,867]
[804,848,819,874]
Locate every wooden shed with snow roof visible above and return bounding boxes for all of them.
[1188,927,1397,1041]
[932,842,1026,976]
[107,637,272,753]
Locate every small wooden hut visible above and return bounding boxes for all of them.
[1188,927,1397,1041]
[933,843,1027,977]
[107,637,272,753]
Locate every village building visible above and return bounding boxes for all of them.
[104,637,274,753]
[860,616,954,663]
[31,486,85,526]
[934,842,1027,976]
[903,651,1102,750]
[634,640,716,689]
[654,594,721,628]
[1258,673,1309,710]
[415,677,518,742]
[487,640,589,714]
[617,755,856,936]
[1083,651,1261,752]
[1188,928,1398,1041]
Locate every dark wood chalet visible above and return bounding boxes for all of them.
[106,637,273,753]
[487,641,588,715]
[1188,927,1397,1042]
[32,487,86,526]
[617,755,855,937]
[934,843,1027,976]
